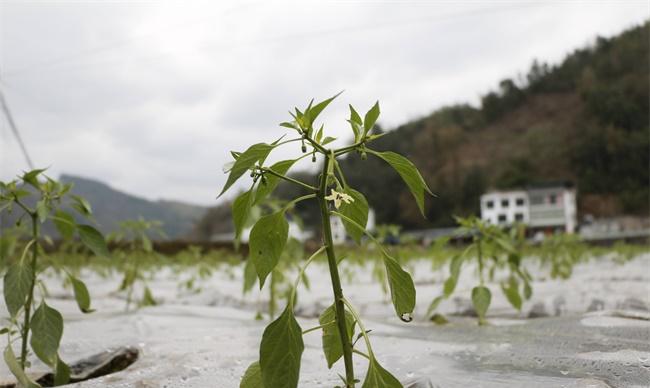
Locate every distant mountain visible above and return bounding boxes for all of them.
[57,174,207,239]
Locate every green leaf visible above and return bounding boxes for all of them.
[321,136,337,145]
[70,275,94,313]
[523,278,533,300]
[240,361,263,388]
[259,306,304,388]
[54,357,71,386]
[426,295,444,316]
[430,313,449,325]
[501,277,522,311]
[36,200,49,223]
[279,121,299,130]
[471,286,491,324]
[71,195,92,217]
[349,104,362,126]
[141,286,157,307]
[253,159,297,206]
[3,346,40,388]
[338,188,369,244]
[52,210,76,240]
[361,358,402,388]
[233,189,255,241]
[363,101,380,135]
[249,212,289,288]
[369,150,432,216]
[78,224,110,258]
[319,304,355,369]
[443,254,464,297]
[308,91,342,125]
[142,235,153,253]
[22,168,46,188]
[4,261,32,317]
[243,259,257,294]
[219,143,274,197]
[30,302,64,367]
[382,252,416,321]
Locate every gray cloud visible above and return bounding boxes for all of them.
[1,1,648,205]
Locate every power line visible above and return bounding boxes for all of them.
[0,86,34,169]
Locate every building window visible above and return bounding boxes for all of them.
[530,195,544,205]
[549,194,557,204]
[486,200,494,209]
[514,213,524,222]
[501,199,509,208]
[516,198,525,206]
[498,214,507,223]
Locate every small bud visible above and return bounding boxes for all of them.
[312,154,316,162]
[250,171,255,178]
[301,143,307,153]
[361,151,367,160]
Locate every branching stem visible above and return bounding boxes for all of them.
[318,154,356,387]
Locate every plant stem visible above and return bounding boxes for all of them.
[341,297,375,359]
[260,168,318,192]
[477,237,484,285]
[20,214,38,370]
[317,154,355,388]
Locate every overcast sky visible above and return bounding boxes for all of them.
[0,1,648,206]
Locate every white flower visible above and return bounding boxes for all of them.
[325,189,354,209]
[222,161,235,173]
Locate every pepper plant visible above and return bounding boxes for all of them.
[219,94,432,388]
[0,169,109,387]
[110,217,165,310]
[427,216,532,325]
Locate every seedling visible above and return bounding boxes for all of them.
[537,233,585,280]
[220,94,432,387]
[428,216,532,325]
[0,169,109,387]
[110,217,165,310]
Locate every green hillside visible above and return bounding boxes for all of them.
[195,22,649,237]
[336,22,649,228]
[56,175,206,238]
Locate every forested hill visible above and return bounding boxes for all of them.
[193,22,649,237]
[58,175,206,238]
[336,22,649,229]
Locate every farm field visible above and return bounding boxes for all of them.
[1,248,647,388]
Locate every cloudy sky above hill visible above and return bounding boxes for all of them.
[0,1,648,206]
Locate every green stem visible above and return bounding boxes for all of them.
[20,214,38,370]
[341,297,374,359]
[353,349,371,360]
[260,168,318,192]
[334,160,348,189]
[304,136,328,154]
[334,140,365,156]
[289,246,325,307]
[477,237,484,286]
[283,194,316,212]
[318,154,355,387]
[269,272,276,319]
[302,320,335,335]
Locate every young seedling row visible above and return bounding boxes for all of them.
[0,96,646,387]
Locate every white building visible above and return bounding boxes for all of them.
[480,190,529,225]
[480,184,577,233]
